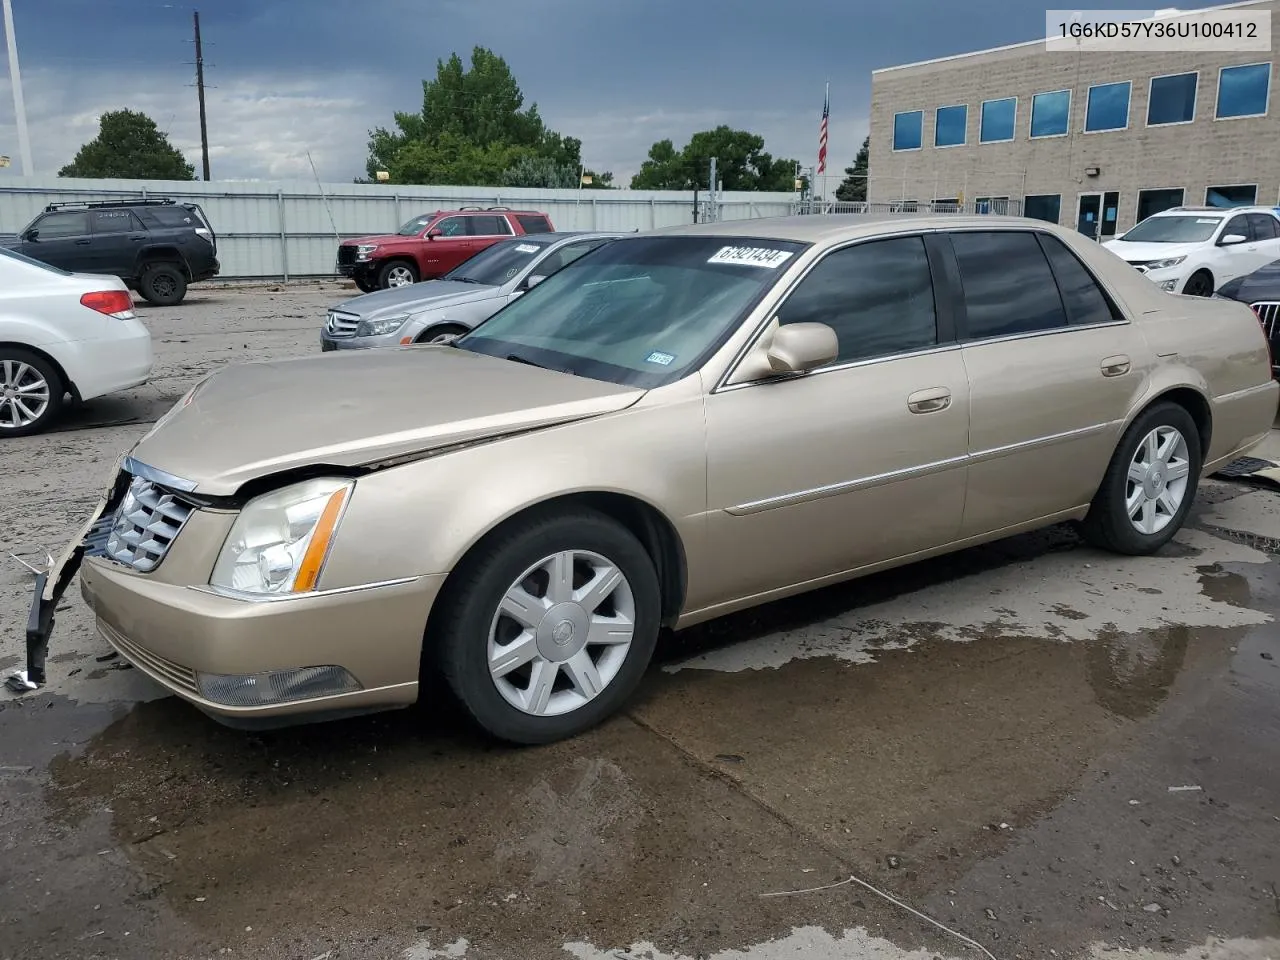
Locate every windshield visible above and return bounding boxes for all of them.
[457,235,807,388]
[445,237,553,286]
[396,215,434,236]
[0,245,72,276]
[1120,215,1223,243]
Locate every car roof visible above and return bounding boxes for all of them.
[647,213,1058,244]
[1152,206,1279,216]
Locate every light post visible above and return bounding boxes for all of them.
[2,0,33,176]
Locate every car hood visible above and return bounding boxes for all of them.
[1216,259,1280,301]
[129,347,646,497]
[331,280,500,321]
[1101,239,1202,263]
[340,233,411,247]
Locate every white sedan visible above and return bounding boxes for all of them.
[1104,205,1280,296]
[0,246,153,437]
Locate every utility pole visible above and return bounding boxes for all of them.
[193,10,211,180]
[2,0,33,176]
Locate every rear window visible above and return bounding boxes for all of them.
[517,215,553,234]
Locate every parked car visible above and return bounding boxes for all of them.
[1103,205,1280,297]
[321,232,621,351]
[0,246,153,437]
[1,198,220,306]
[22,216,1277,744]
[1213,257,1280,377]
[335,207,555,292]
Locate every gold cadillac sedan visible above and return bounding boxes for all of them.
[20,215,1279,744]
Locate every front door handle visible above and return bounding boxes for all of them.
[1101,355,1131,377]
[75,239,91,245]
[907,387,952,414]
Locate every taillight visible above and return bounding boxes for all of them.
[80,290,135,320]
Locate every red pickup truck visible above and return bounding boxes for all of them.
[336,207,555,291]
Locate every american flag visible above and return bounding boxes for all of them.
[817,83,829,175]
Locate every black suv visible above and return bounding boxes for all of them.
[4,198,220,305]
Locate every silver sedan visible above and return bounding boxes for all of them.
[320,232,622,351]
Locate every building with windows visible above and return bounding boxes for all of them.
[868,0,1279,236]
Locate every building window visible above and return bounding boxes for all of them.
[980,98,1016,142]
[890,200,919,213]
[1030,90,1071,137]
[1023,195,1062,224]
[934,105,967,147]
[1085,81,1131,132]
[1205,184,1258,207]
[975,196,1011,214]
[1216,63,1271,118]
[1135,188,1185,223]
[893,111,923,150]
[1147,73,1198,125]
[931,198,960,211]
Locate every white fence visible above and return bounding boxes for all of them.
[0,176,799,280]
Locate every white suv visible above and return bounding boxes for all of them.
[1103,206,1280,297]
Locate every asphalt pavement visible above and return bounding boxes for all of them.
[1,285,1278,960]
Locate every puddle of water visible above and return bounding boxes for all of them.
[1197,563,1254,608]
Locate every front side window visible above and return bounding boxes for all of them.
[1024,195,1062,224]
[443,237,553,286]
[775,236,938,364]
[1120,214,1222,243]
[1038,234,1120,327]
[950,231,1068,339]
[31,211,90,239]
[1206,184,1258,207]
[458,236,806,388]
[980,98,1016,142]
[1148,72,1198,125]
[432,217,468,237]
[1085,81,1131,132]
[893,110,923,150]
[1221,214,1251,241]
[934,105,967,147]
[1216,62,1271,118]
[1030,90,1070,137]
[1135,188,1185,223]
[537,238,613,275]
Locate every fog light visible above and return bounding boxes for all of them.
[196,665,362,706]
[1160,279,1178,291]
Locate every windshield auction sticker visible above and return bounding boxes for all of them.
[707,246,794,269]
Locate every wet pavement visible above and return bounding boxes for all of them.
[2,287,1280,960]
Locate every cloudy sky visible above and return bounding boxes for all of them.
[0,0,1221,186]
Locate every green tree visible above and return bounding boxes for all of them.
[367,47,581,186]
[581,169,614,189]
[629,127,796,192]
[502,156,580,189]
[835,135,869,202]
[59,109,194,180]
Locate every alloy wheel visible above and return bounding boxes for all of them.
[386,266,414,287]
[1125,425,1191,535]
[0,359,52,430]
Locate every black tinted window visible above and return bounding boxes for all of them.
[517,215,552,234]
[467,215,510,236]
[777,236,937,363]
[1247,214,1279,241]
[1038,234,1119,326]
[91,209,142,233]
[1222,215,1250,240]
[951,231,1068,339]
[147,206,199,227]
[33,211,90,238]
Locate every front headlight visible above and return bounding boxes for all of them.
[210,478,353,597]
[355,244,378,262]
[356,314,409,338]
[1146,255,1187,271]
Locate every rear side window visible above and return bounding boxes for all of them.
[467,215,511,236]
[1247,214,1279,241]
[91,209,144,233]
[517,215,552,234]
[144,206,199,228]
[1037,234,1121,326]
[776,236,938,363]
[950,231,1068,339]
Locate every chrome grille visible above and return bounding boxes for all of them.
[1251,301,1280,340]
[325,310,360,338]
[104,476,195,572]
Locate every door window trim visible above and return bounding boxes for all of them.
[713,231,959,394]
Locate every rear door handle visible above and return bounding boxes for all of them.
[1101,355,1131,377]
[907,387,952,414]
[129,235,146,242]
[75,239,91,245]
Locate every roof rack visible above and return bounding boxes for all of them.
[44,197,178,213]
[455,205,513,212]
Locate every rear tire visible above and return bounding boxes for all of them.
[377,260,418,289]
[138,262,188,306]
[1078,402,1202,555]
[433,508,661,745]
[1182,270,1214,297]
[0,348,64,438]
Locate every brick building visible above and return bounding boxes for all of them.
[868,0,1279,235]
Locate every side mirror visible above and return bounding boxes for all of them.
[524,274,547,290]
[766,322,839,374]
[1219,233,1248,246]
[23,229,38,242]
[426,229,442,240]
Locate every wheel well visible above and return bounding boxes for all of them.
[0,341,76,399]
[379,257,418,275]
[1147,387,1212,453]
[414,322,469,343]
[443,492,689,628]
[138,250,189,278]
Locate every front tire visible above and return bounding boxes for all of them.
[0,349,64,437]
[1182,270,1214,297]
[353,274,377,294]
[1078,402,1202,555]
[434,509,661,745]
[377,260,418,289]
[415,322,469,344]
[138,262,188,305]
